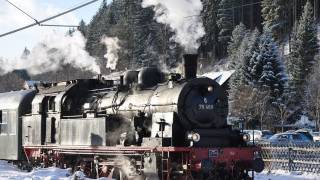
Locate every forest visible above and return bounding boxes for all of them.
[1,0,320,129]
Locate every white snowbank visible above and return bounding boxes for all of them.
[0,161,70,180]
[294,115,316,128]
[1,161,320,180]
[255,170,320,180]
[0,161,116,180]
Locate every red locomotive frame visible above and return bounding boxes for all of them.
[23,145,262,179]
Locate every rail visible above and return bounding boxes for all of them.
[258,142,320,173]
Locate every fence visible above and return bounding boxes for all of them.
[259,143,320,173]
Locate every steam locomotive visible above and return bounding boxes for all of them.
[0,54,264,179]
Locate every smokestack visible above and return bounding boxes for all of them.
[183,54,198,80]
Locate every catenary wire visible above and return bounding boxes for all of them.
[4,0,39,24]
[0,0,99,38]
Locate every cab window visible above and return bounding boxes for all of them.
[0,111,8,134]
[48,96,56,111]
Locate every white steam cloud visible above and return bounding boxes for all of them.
[0,31,100,75]
[142,0,205,53]
[101,36,121,70]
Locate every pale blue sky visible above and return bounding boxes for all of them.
[42,0,103,23]
[0,0,111,59]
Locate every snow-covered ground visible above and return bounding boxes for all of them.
[255,170,320,180]
[0,161,70,180]
[1,161,320,180]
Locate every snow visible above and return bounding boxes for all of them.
[1,161,320,180]
[283,39,290,56]
[201,70,235,85]
[294,115,316,128]
[0,161,70,180]
[255,170,320,180]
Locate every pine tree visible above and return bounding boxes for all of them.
[288,1,318,100]
[85,0,132,71]
[229,29,287,128]
[261,0,291,42]
[258,31,287,97]
[200,0,220,58]
[21,47,30,59]
[228,29,274,128]
[242,29,260,84]
[217,0,234,56]
[78,20,87,37]
[229,29,260,105]
[86,2,110,56]
[132,0,160,68]
[247,30,288,98]
[227,23,248,69]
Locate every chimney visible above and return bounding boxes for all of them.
[183,54,198,80]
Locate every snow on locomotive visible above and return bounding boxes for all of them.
[0,54,264,179]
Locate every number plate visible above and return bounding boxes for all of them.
[208,149,219,158]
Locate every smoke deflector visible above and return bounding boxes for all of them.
[183,54,198,80]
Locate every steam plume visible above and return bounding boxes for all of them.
[0,31,100,75]
[101,36,121,70]
[142,0,205,53]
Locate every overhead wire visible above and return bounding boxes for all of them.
[4,0,39,24]
[0,0,100,38]
[39,24,79,28]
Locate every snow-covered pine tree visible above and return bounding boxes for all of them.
[288,1,318,100]
[258,30,287,97]
[229,29,260,105]
[227,23,248,69]
[228,30,272,128]
[261,0,291,42]
[248,30,287,98]
[217,0,234,56]
[242,29,261,85]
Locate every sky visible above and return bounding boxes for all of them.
[0,0,110,59]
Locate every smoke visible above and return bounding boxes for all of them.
[101,36,121,70]
[105,117,134,146]
[109,156,144,179]
[114,156,136,178]
[0,30,100,75]
[142,0,205,53]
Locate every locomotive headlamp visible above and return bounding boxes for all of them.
[192,133,201,142]
[242,133,250,142]
[187,132,201,142]
[208,86,214,92]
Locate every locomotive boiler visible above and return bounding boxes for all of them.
[0,54,264,180]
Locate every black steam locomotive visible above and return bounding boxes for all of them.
[0,55,264,179]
